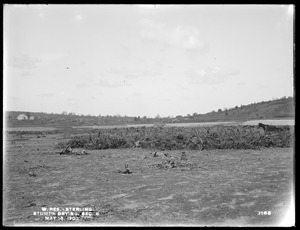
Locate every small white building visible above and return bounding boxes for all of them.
[29,116,35,120]
[17,114,28,120]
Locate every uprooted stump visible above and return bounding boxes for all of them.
[59,144,73,155]
[258,123,284,132]
[59,145,90,155]
[116,164,132,174]
[148,157,197,170]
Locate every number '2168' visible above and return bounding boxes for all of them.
[258,211,271,215]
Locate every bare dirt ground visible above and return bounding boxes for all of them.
[3,131,294,226]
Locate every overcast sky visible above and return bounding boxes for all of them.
[4,4,294,117]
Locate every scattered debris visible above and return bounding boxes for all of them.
[149,157,197,170]
[134,141,140,148]
[24,202,36,208]
[238,155,244,162]
[181,152,188,161]
[164,152,171,158]
[28,170,36,177]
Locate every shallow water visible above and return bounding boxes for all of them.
[73,119,294,129]
[4,119,294,132]
[4,127,59,132]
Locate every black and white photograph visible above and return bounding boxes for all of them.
[3,4,295,226]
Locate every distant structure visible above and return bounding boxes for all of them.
[17,114,28,120]
[29,116,35,120]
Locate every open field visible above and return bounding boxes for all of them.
[3,125,294,226]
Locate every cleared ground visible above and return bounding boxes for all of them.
[3,131,294,226]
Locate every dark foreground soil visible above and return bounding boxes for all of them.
[3,131,294,226]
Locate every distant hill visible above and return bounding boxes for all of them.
[176,96,295,123]
[4,96,295,127]
[4,111,170,127]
